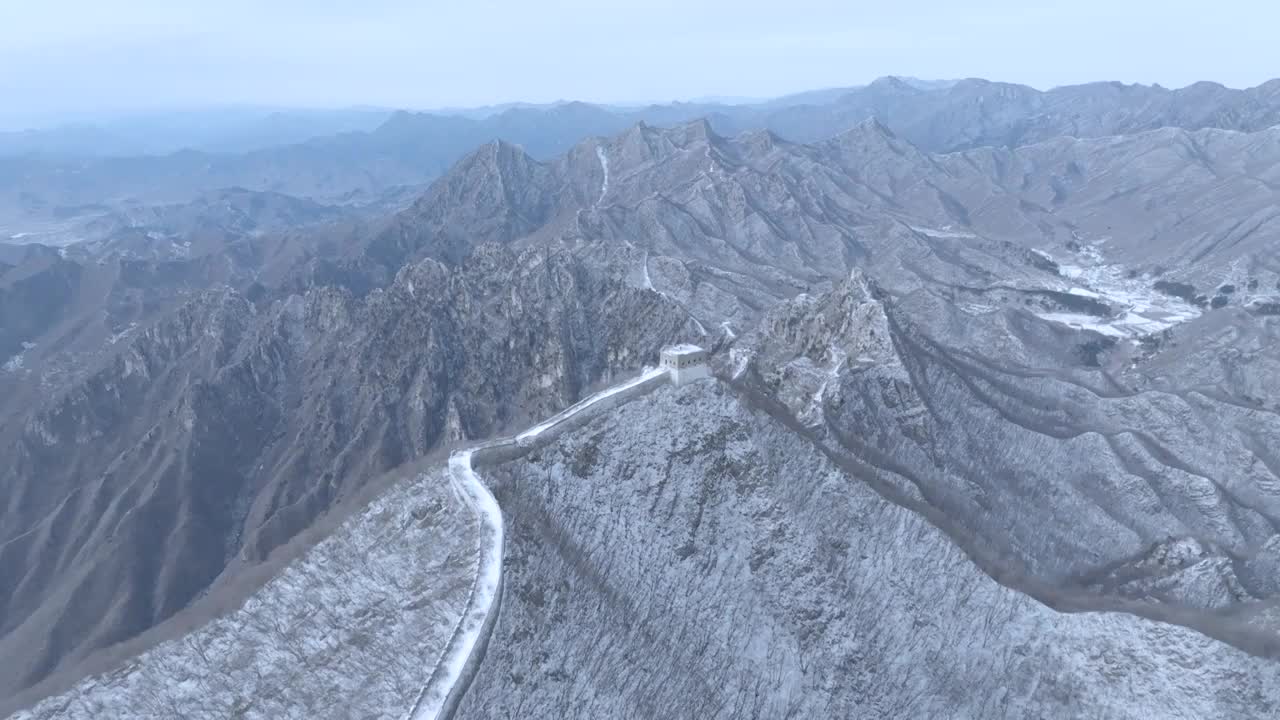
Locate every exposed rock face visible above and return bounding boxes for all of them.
[457,382,1280,719]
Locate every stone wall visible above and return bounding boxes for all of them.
[470,371,672,471]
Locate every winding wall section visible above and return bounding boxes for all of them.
[408,367,672,720]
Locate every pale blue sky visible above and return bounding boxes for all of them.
[1,0,1274,121]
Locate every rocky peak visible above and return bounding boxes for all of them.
[664,117,721,147]
[732,128,787,158]
[866,75,923,96]
[822,116,918,161]
[752,270,895,367]
[1180,80,1231,96]
[366,139,558,270]
[611,121,666,165]
[727,270,908,428]
[456,138,540,181]
[611,118,723,165]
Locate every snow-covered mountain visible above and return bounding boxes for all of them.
[4,78,1280,718]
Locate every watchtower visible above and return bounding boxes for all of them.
[660,344,710,387]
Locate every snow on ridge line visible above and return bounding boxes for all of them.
[412,365,671,719]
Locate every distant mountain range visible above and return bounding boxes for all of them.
[2,77,1278,248]
[0,78,959,151]
[0,108,395,158]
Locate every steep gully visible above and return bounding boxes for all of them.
[407,367,671,720]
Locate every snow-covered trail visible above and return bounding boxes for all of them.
[410,366,669,719]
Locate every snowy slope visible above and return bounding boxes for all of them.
[455,382,1280,719]
[8,472,479,720]
[6,365,676,720]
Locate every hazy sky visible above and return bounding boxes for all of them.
[1,0,1274,122]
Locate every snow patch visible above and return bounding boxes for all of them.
[1067,287,1102,299]
[800,346,847,427]
[730,348,752,379]
[595,146,610,206]
[909,225,977,239]
[960,302,999,315]
[1037,246,1202,338]
[1037,313,1127,338]
[641,252,658,293]
[109,323,139,345]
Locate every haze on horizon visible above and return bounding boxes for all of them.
[0,0,1274,128]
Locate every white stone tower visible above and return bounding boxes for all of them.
[660,344,710,387]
